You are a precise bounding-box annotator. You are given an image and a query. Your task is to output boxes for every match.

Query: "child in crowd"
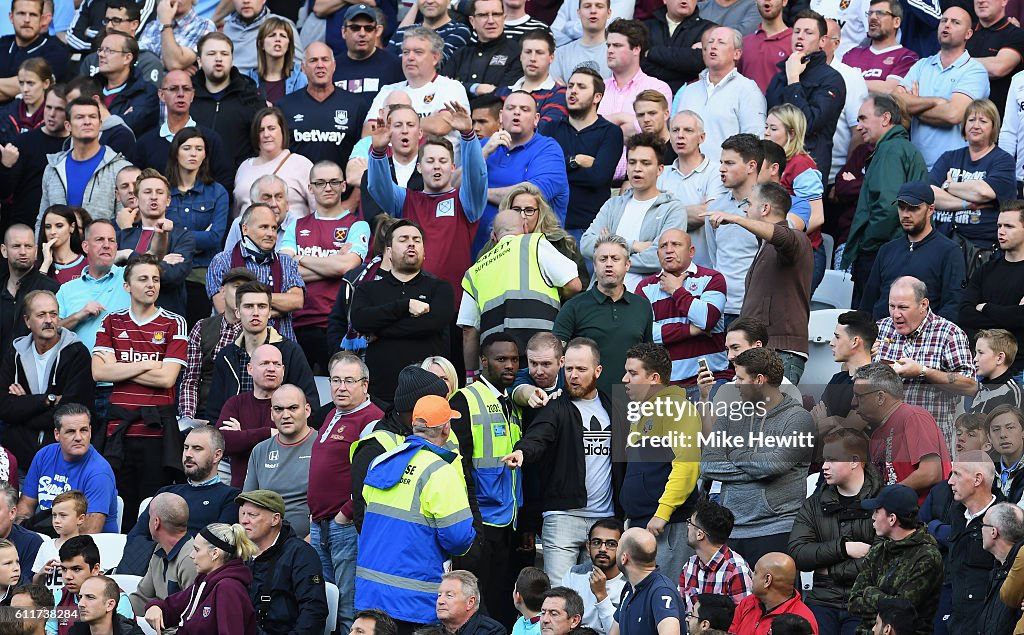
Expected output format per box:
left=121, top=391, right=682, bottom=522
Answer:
left=972, top=329, right=1023, bottom=414
left=0, top=539, right=21, bottom=605
left=512, top=567, right=550, bottom=635
left=32, top=490, right=87, bottom=591
left=953, top=413, right=992, bottom=456
left=987, top=405, right=1024, bottom=506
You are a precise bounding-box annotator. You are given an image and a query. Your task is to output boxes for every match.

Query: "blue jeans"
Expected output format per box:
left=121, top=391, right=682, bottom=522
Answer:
left=808, top=603, right=859, bottom=635
left=311, top=518, right=358, bottom=633
left=777, top=350, right=807, bottom=385
left=812, top=243, right=826, bottom=295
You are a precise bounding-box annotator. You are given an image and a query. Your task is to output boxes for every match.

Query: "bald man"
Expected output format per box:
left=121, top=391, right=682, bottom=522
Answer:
left=730, top=553, right=819, bottom=633
left=610, top=528, right=683, bottom=635
left=129, top=492, right=197, bottom=614
left=634, top=228, right=729, bottom=389
left=939, top=450, right=1000, bottom=632
left=458, top=208, right=582, bottom=370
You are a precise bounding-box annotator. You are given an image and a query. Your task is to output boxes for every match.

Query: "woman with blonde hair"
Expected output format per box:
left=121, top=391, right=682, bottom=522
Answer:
left=245, top=17, right=307, bottom=104
left=929, top=99, right=1015, bottom=250
left=144, top=522, right=258, bottom=635
left=421, top=356, right=458, bottom=397
left=483, top=183, right=589, bottom=287
left=764, top=103, right=826, bottom=288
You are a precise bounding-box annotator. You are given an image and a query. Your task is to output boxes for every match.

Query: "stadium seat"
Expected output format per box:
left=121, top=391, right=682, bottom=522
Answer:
left=315, top=376, right=332, bottom=406
left=137, top=616, right=157, bottom=635
left=110, top=573, right=142, bottom=596
left=92, top=533, right=128, bottom=572
left=325, top=581, right=340, bottom=635
left=138, top=497, right=153, bottom=520
left=800, top=309, right=846, bottom=401
left=811, top=270, right=853, bottom=310
left=116, top=496, right=124, bottom=532
left=821, top=233, right=835, bottom=270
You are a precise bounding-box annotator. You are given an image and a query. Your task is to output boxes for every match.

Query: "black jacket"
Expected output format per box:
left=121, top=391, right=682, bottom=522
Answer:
left=68, top=614, right=145, bottom=635
left=642, top=7, right=716, bottom=93
left=129, top=124, right=236, bottom=196
left=0, top=268, right=59, bottom=350
left=102, top=67, right=160, bottom=137
left=438, top=610, right=506, bottom=635
left=247, top=523, right=329, bottom=635
left=0, top=328, right=94, bottom=468
left=0, top=128, right=67, bottom=230
left=765, top=50, right=846, bottom=182
left=977, top=540, right=1024, bottom=635
left=787, top=465, right=883, bottom=608
left=349, top=270, right=455, bottom=404
left=442, top=36, right=523, bottom=96
left=947, top=495, right=1004, bottom=632
left=513, top=390, right=625, bottom=514
left=190, top=68, right=264, bottom=168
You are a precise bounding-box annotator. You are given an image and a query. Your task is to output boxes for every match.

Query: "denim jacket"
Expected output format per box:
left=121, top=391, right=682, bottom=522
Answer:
left=167, top=180, right=230, bottom=266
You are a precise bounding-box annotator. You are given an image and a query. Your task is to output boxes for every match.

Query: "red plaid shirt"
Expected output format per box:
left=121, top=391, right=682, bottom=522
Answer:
left=679, top=544, right=753, bottom=614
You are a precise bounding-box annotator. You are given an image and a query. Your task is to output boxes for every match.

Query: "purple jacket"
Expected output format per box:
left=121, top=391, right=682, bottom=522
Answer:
left=147, top=558, right=255, bottom=635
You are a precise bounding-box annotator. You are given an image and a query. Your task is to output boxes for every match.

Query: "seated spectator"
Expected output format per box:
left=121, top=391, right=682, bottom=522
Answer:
left=973, top=329, right=1023, bottom=413
left=811, top=310, right=875, bottom=435
left=332, top=6, right=402, bottom=108
left=127, top=492, right=197, bottom=616
left=387, top=0, right=472, bottom=66
left=245, top=17, right=306, bottom=104
left=978, top=502, right=1024, bottom=633
left=679, top=499, right=752, bottom=615
left=17, top=404, right=117, bottom=534
left=858, top=181, right=965, bottom=322
left=496, top=29, right=566, bottom=126
left=0, top=57, right=52, bottom=146
left=537, top=587, right=585, bottom=635
left=49, top=536, right=134, bottom=634
left=10, top=583, right=54, bottom=635
left=929, top=98, right=1016, bottom=250
left=73, top=574, right=144, bottom=635
left=30, top=490, right=85, bottom=590
left=136, top=0, right=214, bottom=72
left=61, top=77, right=136, bottom=158
left=222, top=0, right=303, bottom=75
left=684, top=593, right=734, bottom=634
left=0, top=0, right=70, bottom=97
left=551, top=3, right=613, bottom=81
left=869, top=598, right=917, bottom=635
left=37, top=206, right=88, bottom=286
left=841, top=0, right=918, bottom=93
left=91, top=30, right=158, bottom=137
left=952, top=412, right=992, bottom=456
left=143, top=523, right=259, bottom=635
left=233, top=107, right=315, bottom=218
left=988, top=405, right=1024, bottom=505
left=560, top=519, right=626, bottom=635
left=730, top=553, right=818, bottom=634
left=238, top=490, right=328, bottom=635
left=74, top=1, right=160, bottom=81
left=788, top=429, right=880, bottom=633
left=435, top=570, right=505, bottom=635
left=222, top=175, right=298, bottom=255
left=0, top=483, right=38, bottom=585
left=512, top=567, right=549, bottom=635
left=442, top=0, right=523, bottom=98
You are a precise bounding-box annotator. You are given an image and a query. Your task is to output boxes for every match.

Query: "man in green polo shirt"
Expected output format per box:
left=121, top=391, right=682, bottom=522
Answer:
left=553, top=234, right=653, bottom=394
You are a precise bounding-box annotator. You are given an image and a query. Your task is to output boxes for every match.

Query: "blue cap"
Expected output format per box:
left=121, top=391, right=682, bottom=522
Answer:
left=345, top=3, right=378, bottom=22
left=896, top=181, right=934, bottom=206
left=860, top=484, right=919, bottom=516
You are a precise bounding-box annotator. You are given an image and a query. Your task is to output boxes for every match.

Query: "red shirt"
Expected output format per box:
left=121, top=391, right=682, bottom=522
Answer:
left=308, top=399, right=383, bottom=521
left=292, top=212, right=361, bottom=329
left=216, top=392, right=274, bottom=488
left=740, top=27, right=792, bottom=94
left=730, top=591, right=819, bottom=635
left=870, top=402, right=953, bottom=504
left=52, top=255, right=87, bottom=285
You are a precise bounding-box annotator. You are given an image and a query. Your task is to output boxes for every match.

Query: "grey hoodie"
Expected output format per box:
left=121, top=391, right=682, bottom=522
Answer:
left=700, top=393, right=815, bottom=539
left=37, top=145, right=132, bottom=231
left=579, top=190, right=686, bottom=275
left=12, top=327, right=84, bottom=395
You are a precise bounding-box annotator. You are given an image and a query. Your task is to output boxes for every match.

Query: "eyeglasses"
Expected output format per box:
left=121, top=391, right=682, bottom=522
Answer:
left=683, top=612, right=698, bottom=621
left=852, top=388, right=882, bottom=398
left=312, top=179, right=345, bottom=190
left=345, top=23, right=377, bottom=32
left=588, top=538, right=618, bottom=549
left=865, top=9, right=895, bottom=17
left=101, top=16, right=131, bottom=26
left=511, top=206, right=539, bottom=217
left=161, top=85, right=194, bottom=94
left=97, top=47, right=128, bottom=56
left=685, top=517, right=706, bottom=533
left=473, top=11, right=505, bottom=19
left=330, top=376, right=367, bottom=386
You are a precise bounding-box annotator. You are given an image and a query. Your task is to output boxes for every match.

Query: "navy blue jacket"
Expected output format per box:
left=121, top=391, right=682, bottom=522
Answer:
left=247, top=522, right=328, bottom=635
left=766, top=51, right=846, bottom=183
left=102, top=68, right=160, bottom=137
left=128, top=124, right=236, bottom=198
left=0, top=34, right=72, bottom=84
left=540, top=115, right=623, bottom=230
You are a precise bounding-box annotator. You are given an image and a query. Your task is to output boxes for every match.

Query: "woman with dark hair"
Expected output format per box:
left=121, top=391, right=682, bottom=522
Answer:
left=0, top=57, right=53, bottom=144
left=233, top=106, right=315, bottom=217
left=244, top=17, right=307, bottom=105
left=37, top=205, right=88, bottom=285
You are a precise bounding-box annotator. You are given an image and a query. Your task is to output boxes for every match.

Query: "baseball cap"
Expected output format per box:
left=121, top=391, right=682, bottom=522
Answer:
left=222, top=267, right=258, bottom=286
left=345, top=4, right=378, bottom=22
left=412, top=395, right=461, bottom=428
left=895, top=181, right=934, bottom=207
left=236, top=490, right=286, bottom=516
left=860, top=484, right=919, bottom=517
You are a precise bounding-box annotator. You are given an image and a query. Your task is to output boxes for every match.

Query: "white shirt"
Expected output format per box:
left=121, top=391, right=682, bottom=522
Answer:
left=394, top=156, right=417, bottom=188
left=828, top=58, right=869, bottom=184
left=32, top=344, right=57, bottom=393
left=551, top=0, right=634, bottom=46
left=810, top=0, right=869, bottom=58
left=617, top=194, right=658, bottom=292
left=561, top=563, right=627, bottom=635
left=657, top=154, right=728, bottom=267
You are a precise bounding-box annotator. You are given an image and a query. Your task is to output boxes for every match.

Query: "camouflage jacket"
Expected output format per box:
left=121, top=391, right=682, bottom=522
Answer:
left=848, top=527, right=944, bottom=635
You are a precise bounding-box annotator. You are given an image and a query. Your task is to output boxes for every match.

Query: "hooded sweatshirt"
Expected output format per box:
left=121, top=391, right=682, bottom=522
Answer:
left=148, top=558, right=256, bottom=635
left=37, top=145, right=132, bottom=229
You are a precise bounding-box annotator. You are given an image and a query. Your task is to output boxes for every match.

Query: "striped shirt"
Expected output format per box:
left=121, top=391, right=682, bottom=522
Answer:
left=635, top=263, right=730, bottom=384
left=679, top=544, right=753, bottom=614
left=387, top=20, right=472, bottom=65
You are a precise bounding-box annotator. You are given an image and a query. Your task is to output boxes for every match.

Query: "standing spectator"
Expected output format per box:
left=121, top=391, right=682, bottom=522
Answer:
left=243, top=385, right=315, bottom=537
left=355, top=101, right=425, bottom=223
left=223, top=176, right=298, bottom=254
left=560, top=519, right=626, bottom=635
left=127, top=492, right=198, bottom=616
left=641, top=0, right=716, bottom=94
left=509, top=332, right=566, bottom=424
left=841, top=0, right=918, bottom=92
left=67, top=0, right=155, bottom=54
left=550, top=0, right=612, bottom=81
left=92, top=30, right=158, bottom=137
left=609, top=528, right=684, bottom=635
left=967, top=0, right=1024, bottom=113
left=999, top=67, right=1024, bottom=191
left=37, top=97, right=131, bottom=225
left=896, top=7, right=990, bottom=170
left=76, top=1, right=162, bottom=86
left=978, top=502, right=1024, bottom=633
left=92, top=254, right=187, bottom=523
left=0, top=0, right=70, bottom=96
left=245, top=17, right=305, bottom=104
left=811, top=0, right=867, bottom=58
left=656, top=111, right=727, bottom=265
left=442, top=0, right=524, bottom=98
left=848, top=485, right=944, bottom=633
left=841, top=93, right=928, bottom=302
left=634, top=229, right=729, bottom=385
left=580, top=133, right=686, bottom=292
left=858, top=181, right=965, bottom=322
left=787, top=428, right=881, bottom=634
left=740, top=0, right=791, bottom=93
left=190, top=32, right=264, bottom=168
left=0, top=57, right=53, bottom=146
left=765, top=10, right=846, bottom=184
left=821, top=18, right=869, bottom=188
left=811, top=310, right=876, bottom=433
left=137, top=0, right=215, bottom=72
left=0, top=290, right=93, bottom=470
left=542, top=67, right=622, bottom=246
left=496, top=30, right=567, bottom=126
left=386, top=0, right=472, bottom=65
left=60, top=77, right=136, bottom=158
left=0, top=225, right=58, bottom=348
left=349, top=220, right=456, bottom=404
left=502, top=0, right=550, bottom=39
left=553, top=236, right=653, bottom=395
left=699, top=0, right=760, bottom=35
left=672, top=26, right=766, bottom=166
left=221, top=0, right=302, bottom=75
left=332, top=5, right=402, bottom=108
left=705, top=181, right=812, bottom=384
left=552, top=0, right=633, bottom=46
left=233, top=107, right=315, bottom=219
left=434, top=571, right=505, bottom=635
left=730, top=553, right=819, bottom=634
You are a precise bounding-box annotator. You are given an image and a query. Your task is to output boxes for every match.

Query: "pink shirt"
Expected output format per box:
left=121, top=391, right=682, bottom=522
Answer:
left=740, top=26, right=792, bottom=94
left=598, top=69, right=672, bottom=180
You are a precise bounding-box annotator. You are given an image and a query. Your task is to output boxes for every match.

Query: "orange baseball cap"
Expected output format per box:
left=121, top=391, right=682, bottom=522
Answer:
left=413, top=395, right=461, bottom=427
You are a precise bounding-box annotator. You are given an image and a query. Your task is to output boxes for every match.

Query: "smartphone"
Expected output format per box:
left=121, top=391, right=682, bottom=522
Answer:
left=697, top=358, right=710, bottom=375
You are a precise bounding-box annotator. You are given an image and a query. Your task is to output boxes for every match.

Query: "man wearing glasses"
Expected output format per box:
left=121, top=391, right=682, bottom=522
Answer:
left=442, top=0, right=523, bottom=98
left=75, top=0, right=162, bottom=82
left=840, top=0, right=919, bottom=94
left=560, top=519, right=626, bottom=635
left=280, top=160, right=369, bottom=373
left=92, top=30, right=159, bottom=137
left=332, top=5, right=403, bottom=108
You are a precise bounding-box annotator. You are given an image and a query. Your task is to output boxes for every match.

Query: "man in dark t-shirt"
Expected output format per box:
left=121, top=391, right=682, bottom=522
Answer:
left=332, top=5, right=403, bottom=108
left=967, top=0, right=1024, bottom=112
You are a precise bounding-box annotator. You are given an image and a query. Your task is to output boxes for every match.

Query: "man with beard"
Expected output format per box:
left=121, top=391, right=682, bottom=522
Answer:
left=841, top=0, right=919, bottom=93
left=740, top=0, right=792, bottom=93
left=332, top=5, right=402, bottom=108
left=349, top=220, right=455, bottom=405
left=858, top=182, right=964, bottom=322
left=502, top=337, right=621, bottom=585
left=559, top=519, right=626, bottom=635
left=0, top=225, right=58, bottom=349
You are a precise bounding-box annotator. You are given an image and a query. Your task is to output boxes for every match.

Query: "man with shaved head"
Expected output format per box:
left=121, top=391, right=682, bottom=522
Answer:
left=635, top=228, right=728, bottom=388
left=875, top=275, right=976, bottom=446
left=978, top=502, right=1024, bottom=632
left=129, top=492, right=196, bottom=615
left=0, top=223, right=58, bottom=349
left=730, top=553, right=818, bottom=633
left=609, top=528, right=683, bottom=635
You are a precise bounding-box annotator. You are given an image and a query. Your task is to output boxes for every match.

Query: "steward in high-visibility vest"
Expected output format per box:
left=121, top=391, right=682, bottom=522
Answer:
left=355, top=396, right=476, bottom=626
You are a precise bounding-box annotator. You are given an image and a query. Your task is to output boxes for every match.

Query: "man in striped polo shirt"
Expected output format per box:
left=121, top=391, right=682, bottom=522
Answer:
left=92, top=253, right=188, bottom=523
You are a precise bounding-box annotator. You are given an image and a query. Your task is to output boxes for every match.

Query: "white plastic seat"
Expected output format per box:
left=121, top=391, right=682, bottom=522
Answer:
left=315, top=376, right=332, bottom=407
left=811, top=270, right=854, bottom=310
left=800, top=309, right=846, bottom=401
left=821, top=233, right=835, bottom=270
left=110, top=573, right=142, bottom=596
left=137, top=497, right=153, bottom=520
left=116, top=496, right=124, bottom=532
left=325, top=581, right=339, bottom=635
left=91, top=533, right=127, bottom=572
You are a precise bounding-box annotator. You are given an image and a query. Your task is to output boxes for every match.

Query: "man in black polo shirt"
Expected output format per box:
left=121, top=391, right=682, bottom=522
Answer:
left=278, top=41, right=369, bottom=167
left=967, top=0, right=1024, bottom=112
left=442, top=0, right=523, bottom=98
left=611, top=527, right=683, bottom=635
left=332, top=4, right=403, bottom=109
left=0, top=0, right=71, bottom=99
